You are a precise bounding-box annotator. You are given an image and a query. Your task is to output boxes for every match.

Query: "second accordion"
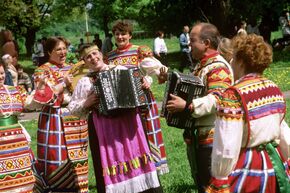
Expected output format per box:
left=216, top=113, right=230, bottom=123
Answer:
left=91, top=67, right=148, bottom=115
left=161, top=71, right=205, bottom=129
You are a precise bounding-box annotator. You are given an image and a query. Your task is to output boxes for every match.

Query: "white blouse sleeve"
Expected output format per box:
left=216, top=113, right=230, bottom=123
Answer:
left=211, top=90, right=244, bottom=179
left=279, top=119, right=290, bottom=161
left=191, top=94, right=217, bottom=118
left=139, top=57, right=168, bottom=84
left=211, top=115, right=244, bottom=179
left=67, top=77, right=93, bottom=119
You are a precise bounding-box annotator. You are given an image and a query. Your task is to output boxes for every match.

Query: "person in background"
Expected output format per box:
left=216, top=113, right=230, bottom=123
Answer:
left=166, top=22, right=233, bottom=192
left=17, top=65, right=33, bottom=93
left=34, top=39, right=45, bottom=66
left=246, top=19, right=260, bottom=35
left=2, top=54, right=17, bottom=86
left=101, top=33, right=114, bottom=57
left=153, top=30, right=168, bottom=66
left=68, top=44, right=161, bottom=193
left=0, top=62, right=36, bottom=192
left=217, top=37, right=233, bottom=63
left=237, top=21, right=247, bottom=36
left=0, top=29, right=18, bottom=58
left=78, top=38, right=85, bottom=51
left=107, top=20, right=169, bottom=180
left=30, top=36, right=88, bottom=193
left=179, top=25, right=193, bottom=72
left=206, top=34, right=290, bottom=193
left=93, top=33, right=102, bottom=50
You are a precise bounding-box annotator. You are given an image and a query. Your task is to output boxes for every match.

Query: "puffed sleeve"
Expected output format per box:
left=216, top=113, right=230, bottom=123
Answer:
left=138, top=45, right=168, bottom=84
left=206, top=88, right=244, bottom=193
left=67, top=77, right=93, bottom=119
left=211, top=89, right=244, bottom=179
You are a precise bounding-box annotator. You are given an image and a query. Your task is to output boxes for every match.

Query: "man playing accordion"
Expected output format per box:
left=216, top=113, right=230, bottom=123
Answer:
left=166, top=22, right=233, bottom=193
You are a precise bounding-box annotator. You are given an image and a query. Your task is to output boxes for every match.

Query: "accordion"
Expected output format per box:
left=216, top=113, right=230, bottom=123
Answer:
left=90, top=67, right=148, bottom=115
left=161, top=71, right=205, bottom=129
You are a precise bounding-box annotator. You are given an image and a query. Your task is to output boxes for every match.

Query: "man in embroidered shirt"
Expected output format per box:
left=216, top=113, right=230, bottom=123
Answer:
left=167, top=22, right=233, bottom=193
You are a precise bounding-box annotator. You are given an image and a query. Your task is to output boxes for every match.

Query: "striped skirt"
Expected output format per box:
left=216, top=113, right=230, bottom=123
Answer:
left=34, top=106, right=88, bottom=193
left=0, top=122, right=35, bottom=193
left=141, top=91, right=169, bottom=175
left=228, top=146, right=289, bottom=193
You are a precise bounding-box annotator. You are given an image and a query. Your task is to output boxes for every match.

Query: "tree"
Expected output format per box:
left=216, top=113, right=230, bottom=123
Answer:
left=0, top=0, right=54, bottom=56
left=138, top=0, right=288, bottom=38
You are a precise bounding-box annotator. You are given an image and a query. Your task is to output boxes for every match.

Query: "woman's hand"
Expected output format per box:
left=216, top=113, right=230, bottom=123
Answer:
left=63, top=73, right=73, bottom=88
left=166, top=94, right=186, bottom=113
left=84, top=90, right=99, bottom=109
left=158, top=66, right=168, bottom=84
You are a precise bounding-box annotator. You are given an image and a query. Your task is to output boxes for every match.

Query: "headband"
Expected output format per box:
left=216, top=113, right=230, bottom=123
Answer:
left=80, top=45, right=99, bottom=59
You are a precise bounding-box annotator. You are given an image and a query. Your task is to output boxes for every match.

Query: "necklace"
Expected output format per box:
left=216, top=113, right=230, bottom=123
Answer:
left=0, top=85, right=13, bottom=117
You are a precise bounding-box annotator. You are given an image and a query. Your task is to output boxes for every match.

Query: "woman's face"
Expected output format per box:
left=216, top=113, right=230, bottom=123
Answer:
left=49, top=41, right=67, bottom=65
left=84, top=49, right=106, bottom=72
left=0, top=66, right=5, bottom=87
left=113, top=29, right=132, bottom=49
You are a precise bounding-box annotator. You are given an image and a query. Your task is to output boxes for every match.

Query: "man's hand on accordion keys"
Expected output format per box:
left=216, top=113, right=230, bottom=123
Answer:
left=166, top=94, right=187, bottom=113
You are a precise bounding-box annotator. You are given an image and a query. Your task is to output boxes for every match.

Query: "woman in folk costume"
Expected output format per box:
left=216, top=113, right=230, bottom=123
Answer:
left=107, top=20, right=169, bottom=176
left=0, top=63, right=35, bottom=192
left=206, top=34, right=290, bottom=193
left=68, top=45, right=161, bottom=193
left=31, top=37, right=88, bottom=192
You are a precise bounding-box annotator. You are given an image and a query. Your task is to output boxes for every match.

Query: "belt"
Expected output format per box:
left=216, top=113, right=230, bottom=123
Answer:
left=258, top=141, right=290, bottom=192
left=0, top=116, right=18, bottom=126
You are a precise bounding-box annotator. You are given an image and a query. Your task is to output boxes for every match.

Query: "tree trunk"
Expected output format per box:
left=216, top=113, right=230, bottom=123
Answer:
left=24, top=28, right=37, bottom=57
left=102, top=15, right=110, bottom=37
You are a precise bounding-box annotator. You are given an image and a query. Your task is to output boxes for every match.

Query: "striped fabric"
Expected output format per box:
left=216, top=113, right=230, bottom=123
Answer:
left=229, top=147, right=289, bottom=193
left=0, top=123, right=36, bottom=193
left=33, top=62, right=88, bottom=192
left=107, top=44, right=169, bottom=175
left=141, top=91, right=169, bottom=175
left=0, top=86, right=35, bottom=193
left=63, top=115, right=89, bottom=193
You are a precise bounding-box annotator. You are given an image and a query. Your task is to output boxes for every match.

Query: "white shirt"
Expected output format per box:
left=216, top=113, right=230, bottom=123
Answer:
left=154, top=37, right=167, bottom=55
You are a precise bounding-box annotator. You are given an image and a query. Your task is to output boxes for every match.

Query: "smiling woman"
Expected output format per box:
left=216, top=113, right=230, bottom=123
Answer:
left=107, top=21, right=170, bottom=183
left=30, top=36, right=89, bottom=193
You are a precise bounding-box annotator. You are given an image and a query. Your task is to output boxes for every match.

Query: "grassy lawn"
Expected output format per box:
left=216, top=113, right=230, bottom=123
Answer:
left=19, top=35, right=290, bottom=192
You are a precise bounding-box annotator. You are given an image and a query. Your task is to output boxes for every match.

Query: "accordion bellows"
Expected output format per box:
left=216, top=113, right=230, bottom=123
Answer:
left=91, top=67, right=148, bottom=115
left=161, top=71, right=205, bottom=129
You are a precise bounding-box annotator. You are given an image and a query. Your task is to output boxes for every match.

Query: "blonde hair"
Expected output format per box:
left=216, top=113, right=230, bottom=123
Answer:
left=217, top=38, right=233, bottom=63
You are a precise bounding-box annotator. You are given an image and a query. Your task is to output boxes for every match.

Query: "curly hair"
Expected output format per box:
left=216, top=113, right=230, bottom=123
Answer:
left=232, top=34, right=272, bottom=74
left=112, top=20, right=133, bottom=36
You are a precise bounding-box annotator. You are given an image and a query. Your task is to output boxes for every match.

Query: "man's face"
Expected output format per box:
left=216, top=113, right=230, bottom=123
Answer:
left=189, top=25, right=206, bottom=60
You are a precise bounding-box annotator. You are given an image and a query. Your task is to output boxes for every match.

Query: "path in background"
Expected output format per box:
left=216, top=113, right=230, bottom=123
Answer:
left=19, top=90, right=290, bottom=122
